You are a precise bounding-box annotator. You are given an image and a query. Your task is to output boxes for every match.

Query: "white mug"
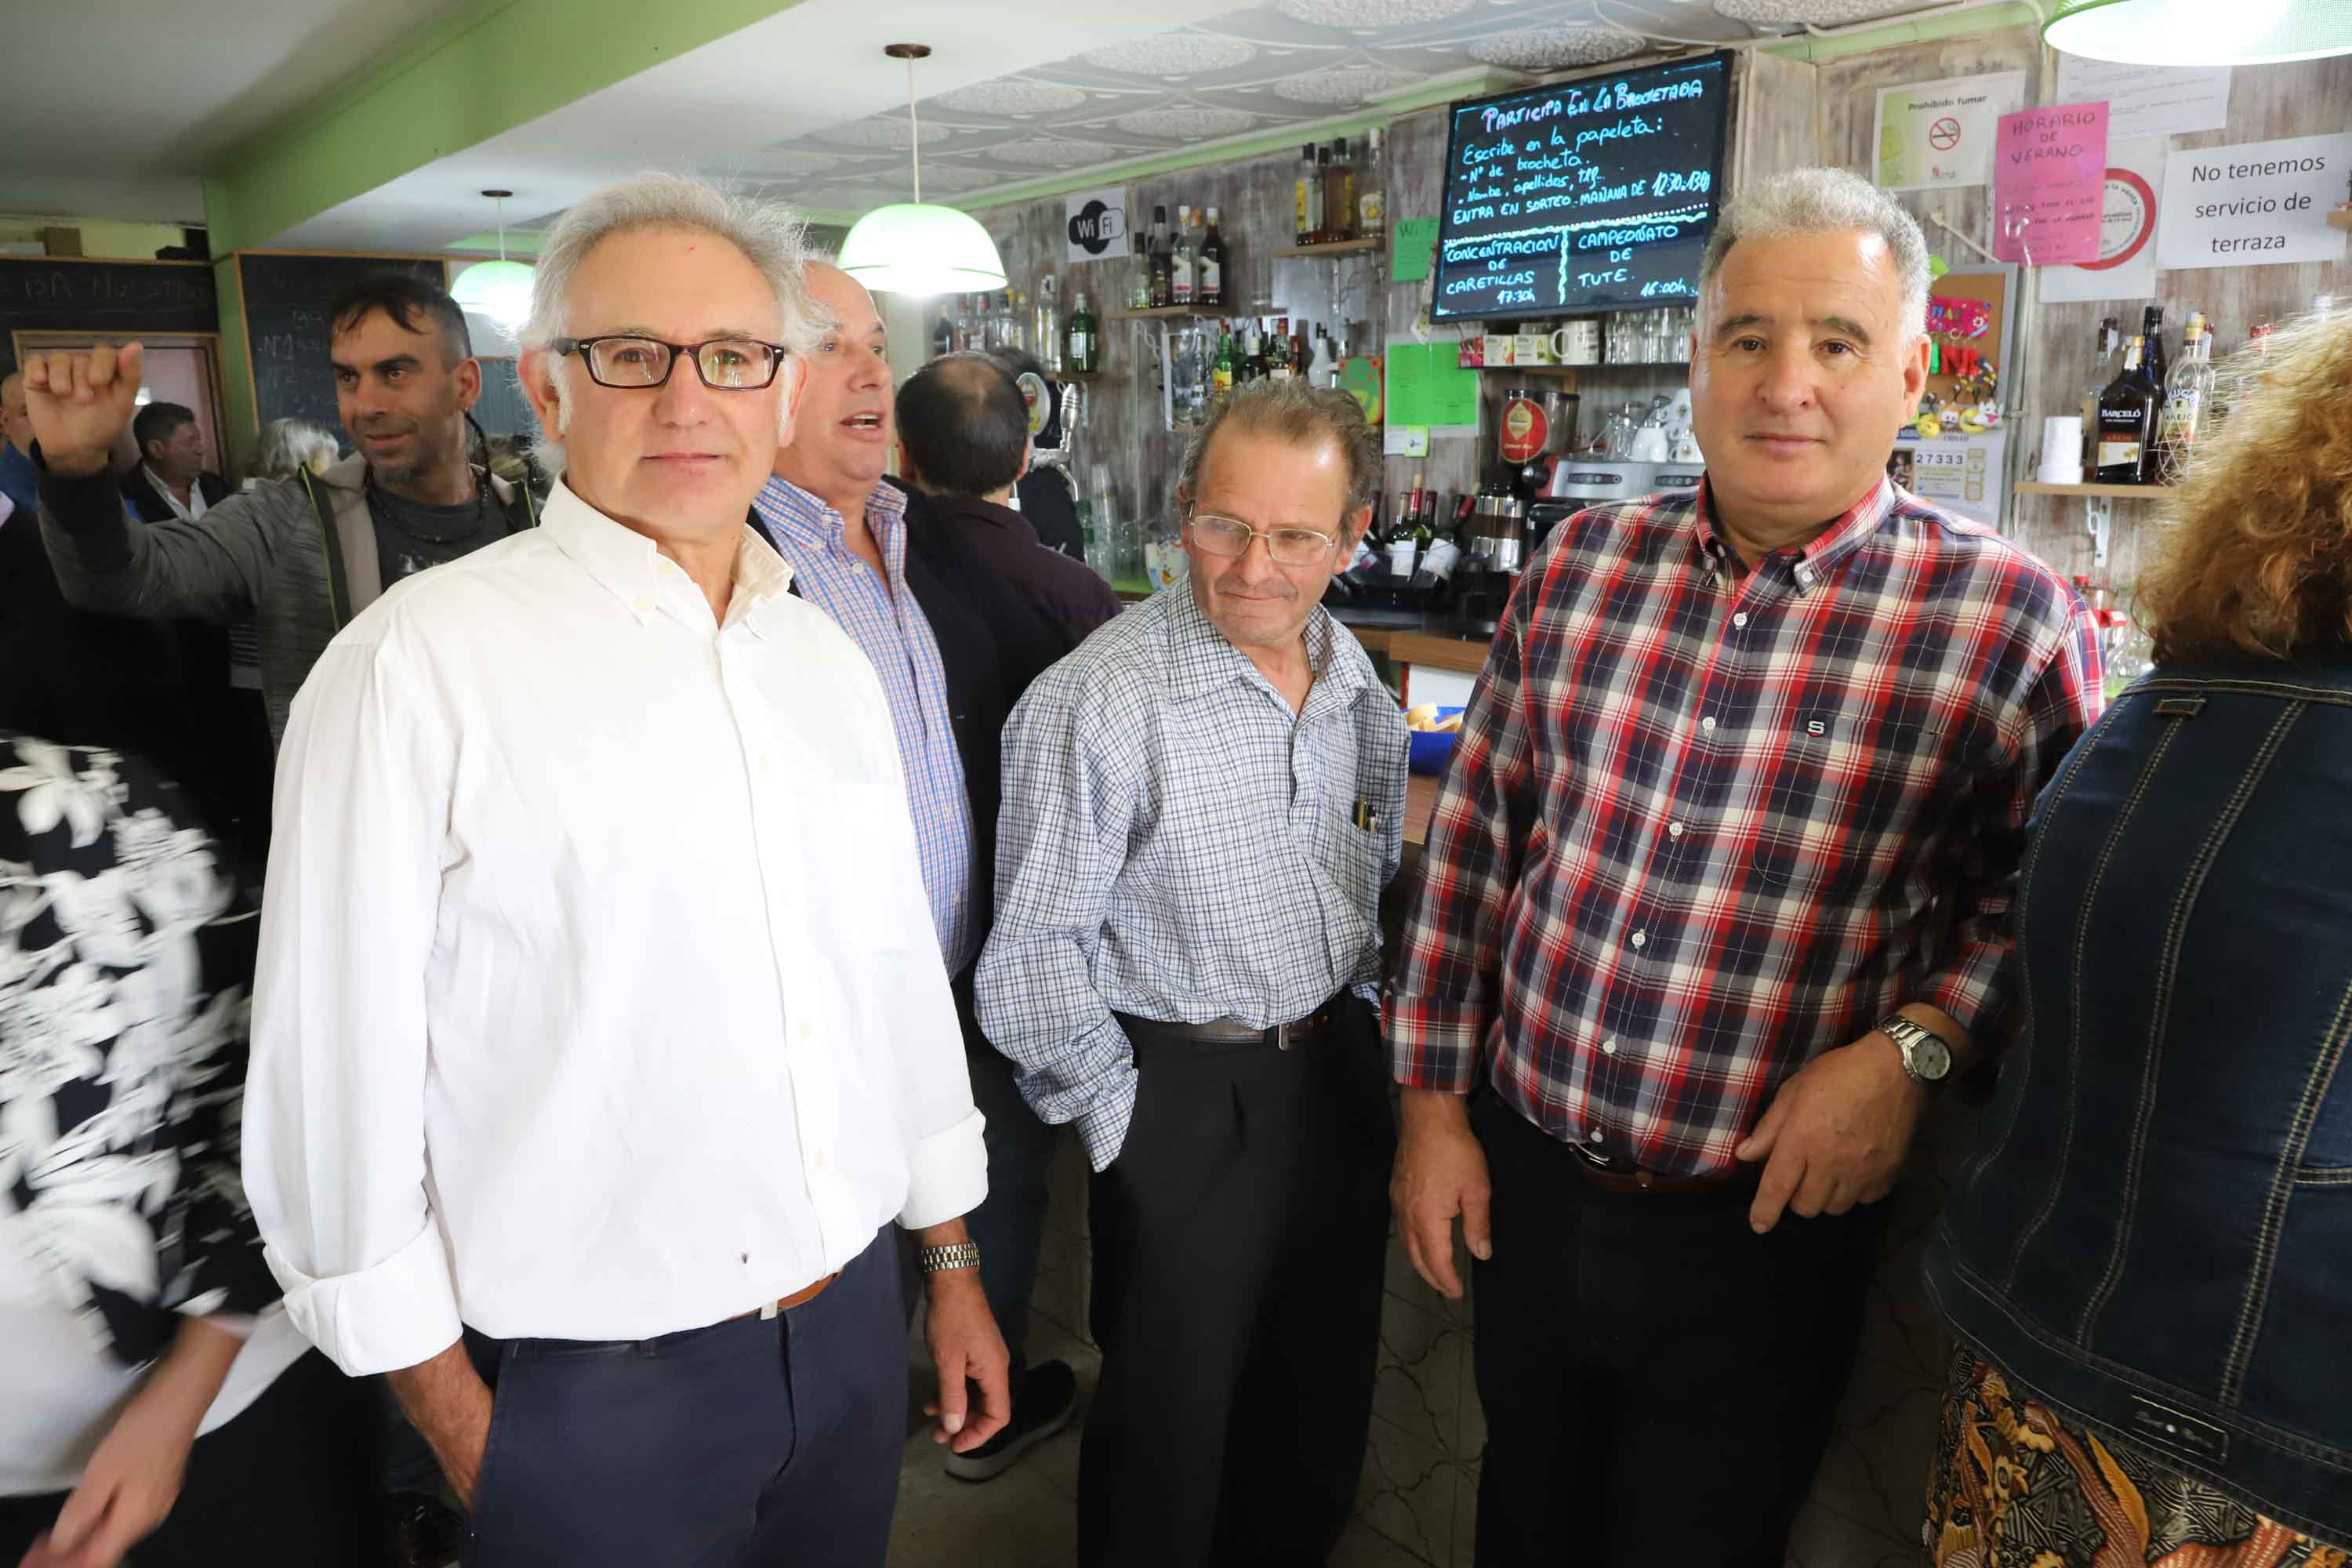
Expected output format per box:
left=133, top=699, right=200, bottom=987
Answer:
left=1556, top=320, right=1602, bottom=365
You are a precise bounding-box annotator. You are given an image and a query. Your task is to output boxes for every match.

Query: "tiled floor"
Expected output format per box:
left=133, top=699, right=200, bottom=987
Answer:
left=887, top=1105, right=1980, bottom=1566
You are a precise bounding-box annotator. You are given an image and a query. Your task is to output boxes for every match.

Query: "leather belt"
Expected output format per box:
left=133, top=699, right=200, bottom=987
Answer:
left=1568, top=1139, right=1752, bottom=1195
left=1119, top=999, right=1343, bottom=1053
left=730, top=1272, right=837, bottom=1322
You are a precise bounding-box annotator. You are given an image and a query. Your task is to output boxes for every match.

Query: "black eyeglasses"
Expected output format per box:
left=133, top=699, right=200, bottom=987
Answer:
left=552, top=335, right=789, bottom=390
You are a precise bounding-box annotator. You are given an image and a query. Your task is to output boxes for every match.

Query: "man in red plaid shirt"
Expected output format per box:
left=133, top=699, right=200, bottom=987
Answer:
left=1387, top=168, right=2102, bottom=1567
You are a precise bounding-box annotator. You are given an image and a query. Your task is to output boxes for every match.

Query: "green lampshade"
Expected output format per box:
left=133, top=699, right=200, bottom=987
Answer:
left=2044, top=0, right=2352, bottom=64
left=838, top=203, right=1007, bottom=296
left=451, top=258, right=536, bottom=328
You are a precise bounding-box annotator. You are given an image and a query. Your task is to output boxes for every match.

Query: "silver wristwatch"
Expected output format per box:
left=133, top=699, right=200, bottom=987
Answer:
left=918, top=1241, right=982, bottom=1275
left=1876, top=1014, right=1953, bottom=1087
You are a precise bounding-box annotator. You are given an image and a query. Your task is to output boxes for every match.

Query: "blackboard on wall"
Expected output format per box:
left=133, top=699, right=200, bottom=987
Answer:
left=238, top=252, right=447, bottom=445
left=470, top=360, right=537, bottom=444
left=1432, top=53, right=1733, bottom=322
left=0, top=259, right=218, bottom=363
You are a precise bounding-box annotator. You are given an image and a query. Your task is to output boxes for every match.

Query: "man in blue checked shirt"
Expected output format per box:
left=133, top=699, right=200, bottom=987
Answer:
left=757, top=261, right=1075, bottom=1483
left=977, top=379, right=1408, bottom=1568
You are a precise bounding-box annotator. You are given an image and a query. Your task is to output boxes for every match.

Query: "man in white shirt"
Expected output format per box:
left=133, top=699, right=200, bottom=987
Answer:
left=237, top=172, right=1007, bottom=1566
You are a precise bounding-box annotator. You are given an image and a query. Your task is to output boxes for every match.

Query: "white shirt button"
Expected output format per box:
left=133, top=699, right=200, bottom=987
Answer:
left=1630, top=931, right=1647, bottom=949
left=813, top=1149, right=828, bottom=1170
left=1797, top=566, right=1815, bottom=586
left=1700, top=716, right=1717, bottom=733
left=1588, top=1127, right=1603, bottom=1142
left=1668, top=822, right=1685, bottom=838
left=1601, top=1037, right=1618, bottom=1055
left=1732, top=612, right=1749, bottom=629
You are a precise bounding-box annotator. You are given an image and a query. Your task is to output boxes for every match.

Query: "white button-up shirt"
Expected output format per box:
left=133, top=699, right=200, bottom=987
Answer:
left=242, top=479, right=984, bottom=1377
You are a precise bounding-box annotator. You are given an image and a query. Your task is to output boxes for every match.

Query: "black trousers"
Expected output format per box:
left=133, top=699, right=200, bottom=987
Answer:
left=0, top=1348, right=383, bottom=1566
left=1080, top=993, right=1395, bottom=1568
left=1467, top=1091, right=1889, bottom=1568
left=459, top=1228, right=902, bottom=1568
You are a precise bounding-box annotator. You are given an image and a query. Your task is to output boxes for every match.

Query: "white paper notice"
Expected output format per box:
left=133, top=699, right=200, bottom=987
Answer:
left=2041, top=139, right=2166, bottom=303
left=2157, top=133, right=2352, bottom=271
left=2053, top=58, right=2230, bottom=143
left=1873, top=72, right=2025, bottom=192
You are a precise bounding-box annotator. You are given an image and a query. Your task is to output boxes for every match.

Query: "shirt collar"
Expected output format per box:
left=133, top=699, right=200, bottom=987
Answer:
left=1163, top=577, right=1363, bottom=709
left=756, top=474, right=906, bottom=557
left=142, top=464, right=195, bottom=519
left=1690, top=476, right=1896, bottom=594
left=540, top=477, right=795, bottom=632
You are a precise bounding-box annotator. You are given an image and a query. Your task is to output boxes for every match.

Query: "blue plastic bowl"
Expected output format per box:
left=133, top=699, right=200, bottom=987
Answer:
left=1408, top=707, right=1466, bottom=776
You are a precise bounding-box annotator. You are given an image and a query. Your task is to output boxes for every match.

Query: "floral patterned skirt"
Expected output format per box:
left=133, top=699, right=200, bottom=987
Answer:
left=1926, top=1345, right=2347, bottom=1568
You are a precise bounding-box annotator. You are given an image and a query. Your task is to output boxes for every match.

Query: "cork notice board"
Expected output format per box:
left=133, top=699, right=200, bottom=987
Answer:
left=1925, top=265, right=2012, bottom=404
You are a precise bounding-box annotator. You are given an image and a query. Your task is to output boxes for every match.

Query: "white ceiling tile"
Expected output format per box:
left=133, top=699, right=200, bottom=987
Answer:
left=1274, top=0, right=1479, bottom=27
left=1111, top=104, right=1261, bottom=138
left=1714, top=0, right=1923, bottom=20
left=1269, top=64, right=1430, bottom=104
left=993, top=137, right=1122, bottom=169
left=932, top=79, right=1092, bottom=116
left=1080, top=31, right=1261, bottom=75
left=811, top=115, right=955, bottom=151
left=1466, top=22, right=1645, bottom=67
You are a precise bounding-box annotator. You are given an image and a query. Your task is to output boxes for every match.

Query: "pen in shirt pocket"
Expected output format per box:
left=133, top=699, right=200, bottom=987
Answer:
left=1353, top=797, right=1382, bottom=833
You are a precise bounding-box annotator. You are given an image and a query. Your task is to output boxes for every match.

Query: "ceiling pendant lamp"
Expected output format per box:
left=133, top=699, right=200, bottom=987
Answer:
left=2042, top=0, right=2352, bottom=65
left=838, top=44, right=1008, bottom=296
left=451, top=189, right=536, bottom=329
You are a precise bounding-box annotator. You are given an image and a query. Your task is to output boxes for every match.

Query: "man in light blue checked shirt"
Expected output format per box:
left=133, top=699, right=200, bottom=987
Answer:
left=977, top=379, right=1407, bottom=1568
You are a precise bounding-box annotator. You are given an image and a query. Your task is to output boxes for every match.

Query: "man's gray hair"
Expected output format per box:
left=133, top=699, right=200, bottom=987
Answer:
left=1176, top=379, right=1384, bottom=519
left=1698, top=167, right=1930, bottom=339
left=253, top=416, right=340, bottom=481
left=516, top=172, right=821, bottom=470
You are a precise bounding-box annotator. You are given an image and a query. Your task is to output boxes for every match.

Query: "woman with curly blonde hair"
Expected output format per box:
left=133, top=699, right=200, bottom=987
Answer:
left=1920, top=308, right=2352, bottom=1566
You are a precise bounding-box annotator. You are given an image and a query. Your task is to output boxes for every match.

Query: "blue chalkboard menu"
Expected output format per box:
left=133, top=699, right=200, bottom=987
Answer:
left=1431, top=53, right=1733, bottom=323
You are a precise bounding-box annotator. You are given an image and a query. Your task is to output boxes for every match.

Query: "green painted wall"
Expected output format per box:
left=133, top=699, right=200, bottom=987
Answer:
left=202, top=0, right=808, bottom=254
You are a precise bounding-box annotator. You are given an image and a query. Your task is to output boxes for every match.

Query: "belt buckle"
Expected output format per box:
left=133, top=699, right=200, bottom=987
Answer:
left=1274, top=1020, right=1294, bottom=1052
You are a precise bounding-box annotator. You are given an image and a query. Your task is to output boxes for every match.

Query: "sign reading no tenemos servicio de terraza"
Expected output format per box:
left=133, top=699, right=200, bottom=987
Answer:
left=1430, top=53, right=1731, bottom=323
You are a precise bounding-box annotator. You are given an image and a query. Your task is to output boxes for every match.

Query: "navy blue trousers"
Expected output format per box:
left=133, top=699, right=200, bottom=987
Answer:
left=460, top=1228, right=903, bottom=1567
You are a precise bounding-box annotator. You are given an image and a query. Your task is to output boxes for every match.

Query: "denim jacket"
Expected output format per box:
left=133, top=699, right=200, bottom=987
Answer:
left=1926, top=658, right=2352, bottom=1543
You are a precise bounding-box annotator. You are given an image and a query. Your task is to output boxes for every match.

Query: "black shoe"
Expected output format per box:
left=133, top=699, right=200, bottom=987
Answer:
left=944, top=1357, right=1080, bottom=1482
left=387, top=1490, right=465, bottom=1567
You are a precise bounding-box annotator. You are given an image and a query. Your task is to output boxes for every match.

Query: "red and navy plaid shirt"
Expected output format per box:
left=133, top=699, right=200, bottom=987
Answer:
left=1388, top=478, right=2103, bottom=1177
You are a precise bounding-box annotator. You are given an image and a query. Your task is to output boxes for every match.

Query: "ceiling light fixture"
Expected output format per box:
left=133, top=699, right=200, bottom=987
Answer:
left=451, top=189, right=535, bottom=329
left=2042, top=0, right=2352, bottom=64
left=838, top=44, right=1008, bottom=296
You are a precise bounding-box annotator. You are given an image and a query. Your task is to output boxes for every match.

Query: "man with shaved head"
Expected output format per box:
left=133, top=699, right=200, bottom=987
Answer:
left=757, top=264, right=1076, bottom=1483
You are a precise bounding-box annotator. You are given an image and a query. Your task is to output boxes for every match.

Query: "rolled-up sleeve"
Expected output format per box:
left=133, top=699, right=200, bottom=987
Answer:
left=976, top=670, right=1140, bottom=1171
left=241, top=632, right=459, bottom=1377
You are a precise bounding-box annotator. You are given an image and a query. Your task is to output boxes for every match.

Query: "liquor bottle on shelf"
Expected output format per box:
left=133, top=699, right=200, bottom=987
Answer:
left=1172, top=204, right=1197, bottom=307
left=1128, top=241, right=1152, bottom=312
left=1036, top=276, right=1062, bottom=374
left=1312, top=147, right=1334, bottom=242
left=2079, top=316, right=2118, bottom=470
left=1295, top=145, right=1319, bottom=247
left=2094, top=334, right=2160, bottom=484
left=1291, top=323, right=1311, bottom=383
left=1200, top=208, right=1226, bottom=309
left=1066, top=291, right=1099, bottom=374
left=1323, top=137, right=1356, bottom=243
left=1244, top=321, right=1266, bottom=383
left=1212, top=329, right=1236, bottom=398
left=1359, top=127, right=1386, bottom=241
left=2140, top=304, right=2169, bottom=403
left=2154, top=311, right=2214, bottom=484
left=1269, top=318, right=1293, bottom=382
left=1148, top=205, right=1173, bottom=310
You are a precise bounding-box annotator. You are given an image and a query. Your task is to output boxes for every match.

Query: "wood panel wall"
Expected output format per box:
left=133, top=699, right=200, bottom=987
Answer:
left=959, top=33, right=2347, bottom=602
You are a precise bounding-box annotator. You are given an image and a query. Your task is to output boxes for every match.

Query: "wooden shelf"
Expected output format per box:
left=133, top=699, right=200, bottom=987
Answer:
left=2013, top=481, right=2175, bottom=499
left=1109, top=306, right=1236, bottom=321
left=1389, top=630, right=1491, bottom=676
left=2328, top=209, right=2352, bottom=232
left=1271, top=238, right=1383, bottom=257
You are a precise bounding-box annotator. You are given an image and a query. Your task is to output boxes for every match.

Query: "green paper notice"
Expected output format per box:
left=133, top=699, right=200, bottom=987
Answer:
left=1385, top=341, right=1479, bottom=430
left=1391, top=216, right=1439, bottom=283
